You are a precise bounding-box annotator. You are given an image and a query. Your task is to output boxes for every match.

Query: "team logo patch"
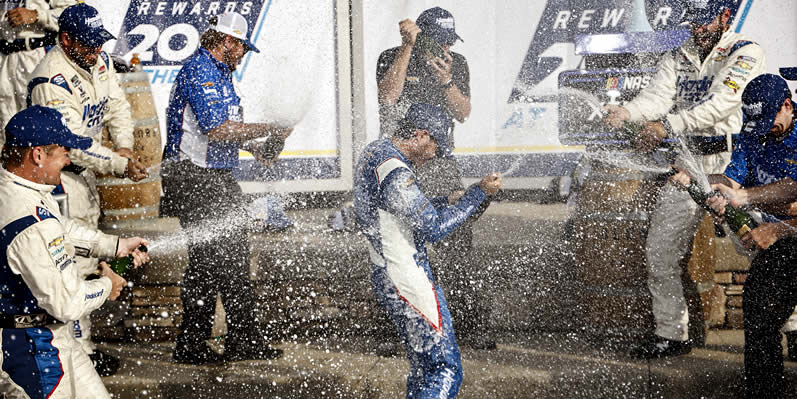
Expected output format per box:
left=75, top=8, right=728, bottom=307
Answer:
left=48, top=235, right=64, bottom=248
left=723, top=77, right=740, bottom=93
left=36, top=206, right=55, bottom=221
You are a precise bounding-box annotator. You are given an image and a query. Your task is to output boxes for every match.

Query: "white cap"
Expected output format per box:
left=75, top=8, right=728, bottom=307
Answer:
left=210, top=12, right=260, bottom=53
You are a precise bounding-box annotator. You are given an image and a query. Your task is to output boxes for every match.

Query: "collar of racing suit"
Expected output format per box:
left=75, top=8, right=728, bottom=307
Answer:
left=0, top=167, right=57, bottom=194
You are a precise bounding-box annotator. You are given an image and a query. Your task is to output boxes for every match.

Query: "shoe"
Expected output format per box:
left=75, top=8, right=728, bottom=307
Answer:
left=90, top=350, right=121, bottom=377
left=173, top=342, right=224, bottom=365
left=786, top=332, right=797, bottom=362
left=224, top=345, right=283, bottom=361
left=629, top=336, right=691, bottom=359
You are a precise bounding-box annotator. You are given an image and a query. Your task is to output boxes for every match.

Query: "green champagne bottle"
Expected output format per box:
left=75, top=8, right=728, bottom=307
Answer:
left=109, top=245, right=148, bottom=277
left=415, top=33, right=445, bottom=60
left=681, top=177, right=758, bottom=238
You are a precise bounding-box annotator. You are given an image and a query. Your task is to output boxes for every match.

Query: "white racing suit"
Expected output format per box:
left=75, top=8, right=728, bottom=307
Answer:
left=0, top=168, right=118, bottom=398
left=0, top=0, right=77, bottom=138
left=354, top=138, right=489, bottom=398
left=623, top=31, right=766, bottom=341
left=28, top=44, right=134, bottom=355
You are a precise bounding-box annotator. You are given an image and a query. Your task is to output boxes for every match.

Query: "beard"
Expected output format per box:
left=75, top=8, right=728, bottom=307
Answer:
left=65, top=47, right=97, bottom=72
left=223, top=49, right=240, bottom=72
left=692, top=22, right=728, bottom=57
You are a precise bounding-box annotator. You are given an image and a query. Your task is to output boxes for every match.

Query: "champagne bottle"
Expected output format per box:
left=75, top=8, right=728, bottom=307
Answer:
left=679, top=174, right=758, bottom=238
left=109, top=245, right=148, bottom=277
left=415, top=33, right=445, bottom=60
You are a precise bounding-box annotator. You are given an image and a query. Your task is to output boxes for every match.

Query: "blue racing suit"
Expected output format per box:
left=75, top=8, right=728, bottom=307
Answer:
left=353, top=138, right=488, bottom=398
left=723, top=124, right=797, bottom=396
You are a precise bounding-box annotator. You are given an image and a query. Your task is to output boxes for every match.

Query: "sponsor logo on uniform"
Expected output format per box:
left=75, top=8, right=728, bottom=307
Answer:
left=35, top=206, right=54, bottom=221
left=13, top=314, right=48, bottom=328
left=203, top=87, right=218, bottom=96
left=786, top=159, right=797, bottom=165
left=737, top=55, right=757, bottom=63
left=407, top=76, right=420, bottom=83
left=201, top=82, right=214, bottom=87
left=98, top=64, right=106, bottom=74
left=48, top=235, right=64, bottom=248
left=723, top=77, right=740, bottom=93
left=731, top=67, right=750, bottom=75
left=606, top=77, right=624, bottom=90
left=51, top=74, right=66, bottom=85
left=676, top=75, right=713, bottom=102
left=85, top=289, right=105, bottom=300
left=734, top=61, right=753, bottom=70
left=46, top=99, right=64, bottom=106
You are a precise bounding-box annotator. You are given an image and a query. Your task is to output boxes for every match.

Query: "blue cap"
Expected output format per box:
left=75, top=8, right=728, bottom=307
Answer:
left=58, top=4, right=115, bottom=48
left=5, top=106, right=92, bottom=150
left=404, top=103, right=453, bottom=156
left=741, top=74, right=791, bottom=136
left=416, top=7, right=462, bottom=45
left=683, top=0, right=742, bottom=26
left=780, top=67, right=797, bottom=81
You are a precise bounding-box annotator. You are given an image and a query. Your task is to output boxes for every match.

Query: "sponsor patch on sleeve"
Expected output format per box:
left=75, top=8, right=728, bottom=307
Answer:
left=50, top=74, right=72, bottom=94
left=734, top=61, right=753, bottom=70
left=35, top=206, right=56, bottom=221
left=723, top=77, right=740, bottom=93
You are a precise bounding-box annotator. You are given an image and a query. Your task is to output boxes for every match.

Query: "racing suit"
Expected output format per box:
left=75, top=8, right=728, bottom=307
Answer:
left=354, top=138, right=489, bottom=398
left=0, top=0, right=76, bottom=138
left=723, top=125, right=797, bottom=396
left=0, top=168, right=118, bottom=399
left=28, top=44, right=135, bottom=355
left=623, top=31, right=766, bottom=342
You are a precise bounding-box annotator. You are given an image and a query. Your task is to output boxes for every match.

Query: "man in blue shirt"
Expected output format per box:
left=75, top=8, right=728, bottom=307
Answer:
left=672, top=73, right=797, bottom=397
left=160, top=12, right=291, bottom=365
left=354, top=103, right=501, bottom=398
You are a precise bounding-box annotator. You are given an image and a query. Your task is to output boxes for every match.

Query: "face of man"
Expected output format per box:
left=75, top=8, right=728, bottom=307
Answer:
left=62, top=33, right=102, bottom=72
left=222, top=36, right=248, bottom=72
left=690, top=9, right=730, bottom=54
left=36, top=145, right=70, bottom=185
left=768, top=98, right=794, bottom=137
left=412, top=130, right=438, bottom=165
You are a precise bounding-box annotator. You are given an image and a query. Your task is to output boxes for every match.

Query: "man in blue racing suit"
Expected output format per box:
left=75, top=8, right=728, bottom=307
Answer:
left=354, top=103, right=501, bottom=398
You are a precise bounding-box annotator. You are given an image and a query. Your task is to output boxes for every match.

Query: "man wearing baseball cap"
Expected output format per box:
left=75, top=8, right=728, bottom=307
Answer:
left=604, top=0, right=768, bottom=359
left=375, top=7, right=497, bottom=352
left=0, top=106, right=149, bottom=398
left=161, top=11, right=291, bottom=364
left=0, top=0, right=77, bottom=142
left=26, top=2, right=148, bottom=376
left=671, top=73, right=797, bottom=397
left=353, top=103, right=501, bottom=398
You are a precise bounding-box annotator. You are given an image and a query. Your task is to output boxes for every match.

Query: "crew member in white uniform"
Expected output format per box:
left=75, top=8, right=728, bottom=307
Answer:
left=0, top=0, right=78, bottom=140
left=27, top=3, right=148, bottom=375
left=0, top=105, right=148, bottom=399
left=605, top=0, right=767, bottom=358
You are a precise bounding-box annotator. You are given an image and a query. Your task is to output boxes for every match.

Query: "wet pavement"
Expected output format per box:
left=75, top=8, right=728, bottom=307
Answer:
left=99, top=330, right=797, bottom=398
left=96, top=201, right=797, bottom=398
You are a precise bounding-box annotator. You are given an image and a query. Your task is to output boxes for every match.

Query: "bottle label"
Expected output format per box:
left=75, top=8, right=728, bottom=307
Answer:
left=736, top=224, right=752, bottom=237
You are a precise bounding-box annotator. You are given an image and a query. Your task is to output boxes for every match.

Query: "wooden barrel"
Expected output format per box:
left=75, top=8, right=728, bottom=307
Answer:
left=97, top=72, right=162, bottom=222
left=565, top=158, right=665, bottom=340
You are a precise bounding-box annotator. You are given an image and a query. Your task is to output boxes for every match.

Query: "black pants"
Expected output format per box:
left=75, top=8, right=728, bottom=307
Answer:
left=160, top=160, right=260, bottom=349
left=416, top=156, right=491, bottom=340
left=744, top=237, right=797, bottom=398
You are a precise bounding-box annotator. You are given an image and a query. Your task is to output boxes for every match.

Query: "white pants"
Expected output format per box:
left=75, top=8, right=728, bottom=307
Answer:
left=59, top=171, right=103, bottom=355
left=0, top=324, right=110, bottom=398
left=0, top=48, right=46, bottom=143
